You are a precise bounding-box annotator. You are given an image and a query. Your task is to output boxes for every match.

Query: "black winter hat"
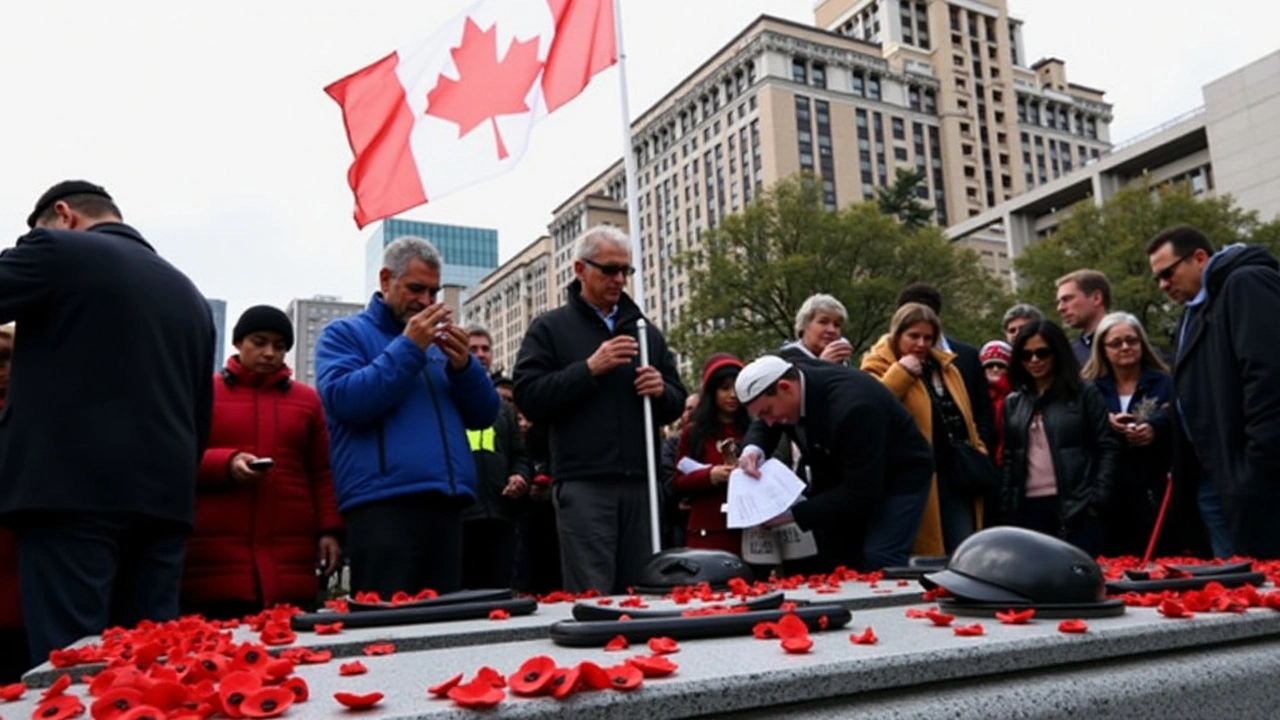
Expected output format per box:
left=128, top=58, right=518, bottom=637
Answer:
left=233, top=306, right=294, bottom=350
left=28, top=180, right=113, bottom=228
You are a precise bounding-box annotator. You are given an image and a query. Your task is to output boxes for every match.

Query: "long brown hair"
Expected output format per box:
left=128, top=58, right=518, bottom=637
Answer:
left=888, top=303, right=941, bottom=359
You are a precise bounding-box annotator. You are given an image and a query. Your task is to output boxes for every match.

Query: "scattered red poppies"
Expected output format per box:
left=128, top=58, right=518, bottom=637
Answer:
left=1058, top=619, right=1089, bottom=634
left=487, top=608, right=511, bottom=621
left=995, top=608, right=1036, bottom=625
left=333, top=691, right=383, bottom=709
left=953, top=623, right=985, bottom=637
left=313, top=622, right=343, bottom=635
left=362, top=643, right=395, bottom=656
left=338, top=661, right=368, bottom=676
left=604, top=635, right=629, bottom=651
left=849, top=627, right=878, bottom=645
left=647, top=637, right=679, bottom=655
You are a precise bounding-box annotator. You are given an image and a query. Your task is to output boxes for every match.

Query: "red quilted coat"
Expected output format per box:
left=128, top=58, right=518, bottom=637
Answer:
left=671, top=423, right=745, bottom=555
left=0, top=399, right=19, bottom=629
left=182, top=357, right=343, bottom=608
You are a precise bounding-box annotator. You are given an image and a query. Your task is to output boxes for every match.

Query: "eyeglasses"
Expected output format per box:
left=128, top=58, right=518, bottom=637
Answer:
left=1019, top=348, right=1054, bottom=362
left=1104, top=336, right=1141, bottom=350
left=1153, top=253, right=1193, bottom=283
left=583, top=258, right=636, bottom=277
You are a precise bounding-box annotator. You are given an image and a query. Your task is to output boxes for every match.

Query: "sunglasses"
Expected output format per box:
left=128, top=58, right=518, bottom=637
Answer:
left=1019, top=348, right=1054, bottom=361
left=583, top=258, right=636, bottom=277
left=1153, top=253, right=1193, bottom=283
left=1104, top=336, right=1141, bottom=350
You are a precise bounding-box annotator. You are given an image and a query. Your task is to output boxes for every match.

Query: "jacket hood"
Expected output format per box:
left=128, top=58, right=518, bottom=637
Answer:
left=224, top=354, right=292, bottom=388
left=1206, top=244, right=1279, bottom=296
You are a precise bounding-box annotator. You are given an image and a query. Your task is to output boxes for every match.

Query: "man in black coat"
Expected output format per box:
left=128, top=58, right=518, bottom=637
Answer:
left=736, top=357, right=933, bottom=571
left=1148, top=225, right=1280, bottom=559
left=0, top=181, right=214, bottom=663
left=514, top=226, right=686, bottom=594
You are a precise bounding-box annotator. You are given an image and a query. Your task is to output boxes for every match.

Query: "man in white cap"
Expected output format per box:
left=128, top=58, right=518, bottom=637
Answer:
left=736, top=356, right=933, bottom=570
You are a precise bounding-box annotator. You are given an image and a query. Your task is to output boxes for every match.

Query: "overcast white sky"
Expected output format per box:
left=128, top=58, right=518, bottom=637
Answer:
left=1, top=1, right=1275, bottom=357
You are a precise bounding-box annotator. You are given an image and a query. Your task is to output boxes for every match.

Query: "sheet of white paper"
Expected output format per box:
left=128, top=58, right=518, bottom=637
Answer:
left=740, top=522, right=819, bottom=563
left=676, top=456, right=712, bottom=475
left=724, top=458, right=806, bottom=529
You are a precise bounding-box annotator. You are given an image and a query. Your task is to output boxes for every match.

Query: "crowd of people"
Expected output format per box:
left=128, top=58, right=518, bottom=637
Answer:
left=1, top=180, right=1278, bottom=683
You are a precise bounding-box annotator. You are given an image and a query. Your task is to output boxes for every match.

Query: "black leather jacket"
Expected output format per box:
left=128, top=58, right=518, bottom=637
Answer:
left=1001, top=383, right=1120, bottom=528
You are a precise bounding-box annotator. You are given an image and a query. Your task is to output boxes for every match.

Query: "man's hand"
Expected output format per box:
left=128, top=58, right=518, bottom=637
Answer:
left=897, top=354, right=924, bottom=377
left=819, top=339, right=853, bottom=364
left=229, top=453, right=266, bottom=484
left=634, top=366, right=665, bottom=398
left=317, top=535, right=341, bottom=577
left=403, top=303, right=453, bottom=349
left=502, top=475, right=530, bottom=498
left=586, top=336, right=638, bottom=376
left=710, top=465, right=734, bottom=485
left=434, top=324, right=472, bottom=371
left=738, top=445, right=765, bottom=479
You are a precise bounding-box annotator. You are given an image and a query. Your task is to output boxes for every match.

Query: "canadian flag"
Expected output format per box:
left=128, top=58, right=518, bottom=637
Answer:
left=326, top=0, right=616, bottom=228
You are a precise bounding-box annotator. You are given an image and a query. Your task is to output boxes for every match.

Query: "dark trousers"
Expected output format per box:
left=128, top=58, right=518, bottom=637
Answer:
left=344, top=493, right=463, bottom=598
left=14, top=512, right=186, bottom=665
left=1017, top=496, right=1104, bottom=557
left=461, top=518, right=517, bottom=589
left=522, top=494, right=562, bottom=594
left=554, top=478, right=652, bottom=595
left=0, top=627, right=29, bottom=683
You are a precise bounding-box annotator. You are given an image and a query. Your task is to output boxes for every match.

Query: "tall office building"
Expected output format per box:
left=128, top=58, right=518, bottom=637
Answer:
left=545, top=4, right=1111, bottom=336
left=364, top=218, right=499, bottom=318
left=285, top=295, right=365, bottom=387
left=462, top=236, right=554, bottom=374
left=206, top=297, right=227, bottom=370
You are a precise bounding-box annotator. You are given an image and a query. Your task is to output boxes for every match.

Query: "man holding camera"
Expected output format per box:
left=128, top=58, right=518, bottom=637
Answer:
left=316, top=237, right=499, bottom=597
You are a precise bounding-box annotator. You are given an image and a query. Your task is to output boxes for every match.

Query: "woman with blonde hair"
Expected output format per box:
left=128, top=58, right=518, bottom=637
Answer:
left=1081, top=312, right=1173, bottom=556
left=861, top=303, right=989, bottom=555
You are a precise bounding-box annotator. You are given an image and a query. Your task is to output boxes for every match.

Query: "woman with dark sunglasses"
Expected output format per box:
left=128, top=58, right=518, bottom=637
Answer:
left=1081, top=312, right=1173, bottom=557
left=1000, top=321, right=1120, bottom=555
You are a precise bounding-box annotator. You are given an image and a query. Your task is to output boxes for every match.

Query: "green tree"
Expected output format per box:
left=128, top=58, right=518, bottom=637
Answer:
left=876, top=168, right=935, bottom=229
left=1013, top=181, right=1280, bottom=345
left=669, top=176, right=1011, bottom=372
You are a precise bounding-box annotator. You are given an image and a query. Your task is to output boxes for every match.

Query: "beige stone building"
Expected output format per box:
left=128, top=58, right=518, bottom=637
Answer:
left=462, top=236, right=554, bottom=374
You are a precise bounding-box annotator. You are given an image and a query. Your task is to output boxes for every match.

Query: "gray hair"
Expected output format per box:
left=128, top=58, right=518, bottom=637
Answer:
left=794, top=293, right=847, bottom=337
left=1081, top=311, right=1170, bottom=379
left=574, top=225, right=630, bottom=261
left=1002, top=303, right=1044, bottom=328
left=383, top=236, right=442, bottom=278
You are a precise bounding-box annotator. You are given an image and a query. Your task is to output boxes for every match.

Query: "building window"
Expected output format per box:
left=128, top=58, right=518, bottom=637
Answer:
left=852, top=71, right=865, bottom=97
left=909, top=87, right=921, bottom=111
left=868, top=75, right=881, bottom=101
left=811, top=63, right=827, bottom=88
left=795, top=95, right=814, bottom=172
left=792, top=57, right=807, bottom=84
left=892, top=117, right=905, bottom=140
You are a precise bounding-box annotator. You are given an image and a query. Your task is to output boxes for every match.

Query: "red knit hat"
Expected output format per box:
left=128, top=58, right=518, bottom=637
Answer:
left=701, top=352, right=744, bottom=390
left=980, top=340, right=1012, bottom=367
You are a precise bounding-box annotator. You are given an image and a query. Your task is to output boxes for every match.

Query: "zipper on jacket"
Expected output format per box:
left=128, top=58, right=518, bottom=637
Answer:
left=424, top=368, right=457, bottom=494
left=376, top=419, right=388, bottom=476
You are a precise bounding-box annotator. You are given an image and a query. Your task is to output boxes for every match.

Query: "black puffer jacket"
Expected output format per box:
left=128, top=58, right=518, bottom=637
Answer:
left=1000, top=383, right=1120, bottom=527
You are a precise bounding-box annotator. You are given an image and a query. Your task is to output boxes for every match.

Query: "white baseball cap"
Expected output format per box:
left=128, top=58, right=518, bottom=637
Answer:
left=735, top=355, right=794, bottom=405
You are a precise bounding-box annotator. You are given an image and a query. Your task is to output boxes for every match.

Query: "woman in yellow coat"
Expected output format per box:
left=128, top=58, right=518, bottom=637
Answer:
left=861, top=303, right=986, bottom=556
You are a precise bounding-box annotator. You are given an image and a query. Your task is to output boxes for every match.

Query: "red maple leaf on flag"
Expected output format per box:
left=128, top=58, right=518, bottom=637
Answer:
left=426, top=18, right=543, bottom=160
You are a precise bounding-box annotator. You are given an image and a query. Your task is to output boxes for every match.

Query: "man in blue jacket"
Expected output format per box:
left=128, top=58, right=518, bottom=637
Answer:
left=316, top=236, right=499, bottom=597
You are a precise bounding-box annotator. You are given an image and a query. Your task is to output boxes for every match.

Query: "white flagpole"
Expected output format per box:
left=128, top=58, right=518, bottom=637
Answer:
left=612, top=0, right=662, bottom=555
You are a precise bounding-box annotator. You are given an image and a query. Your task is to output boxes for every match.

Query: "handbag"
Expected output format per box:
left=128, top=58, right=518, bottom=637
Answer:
left=923, top=365, right=999, bottom=495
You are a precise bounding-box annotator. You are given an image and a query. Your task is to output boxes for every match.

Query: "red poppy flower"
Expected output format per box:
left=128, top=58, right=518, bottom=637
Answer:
left=263, top=659, right=295, bottom=680
left=240, top=687, right=295, bottom=718
left=414, top=588, right=439, bottom=601
left=904, top=608, right=930, bottom=619
left=922, top=587, right=950, bottom=601
left=617, top=614, right=632, bottom=621
left=219, top=671, right=264, bottom=719
left=362, top=643, right=395, bottom=656
left=595, top=598, right=614, bottom=606
left=925, top=610, right=955, bottom=627
left=447, top=677, right=505, bottom=708
left=280, top=677, right=309, bottom=703
left=33, top=694, right=85, bottom=720
left=647, top=637, right=679, bottom=655
left=116, top=706, right=166, bottom=720
left=258, top=624, right=296, bottom=647
left=474, top=666, right=506, bottom=689
left=333, top=691, right=383, bottom=709
left=91, top=687, right=143, bottom=720
left=139, top=680, right=189, bottom=712
left=817, top=615, right=829, bottom=630
left=1158, top=598, right=1192, bottom=619
left=295, top=649, right=332, bottom=665
left=487, top=609, right=510, bottom=621
left=548, top=666, right=580, bottom=700
left=953, top=623, right=985, bottom=637
left=352, top=591, right=381, bottom=604
left=390, top=591, right=414, bottom=605
left=48, top=650, right=83, bottom=669
left=231, top=645, right=270, bottom=672
left=995, top=609, right=1036, bottom=625
left=0, top=681, right=25, bottom=702
left=574, top=661, right=612, bottom=691
left=323, top=598, right=351, bottom=614
left=626, top=655, right=678, bottom=678
left=781, top=636, right=814, bottom=654
left=87, top=672, right=120, bottom=698
left=604, top=635, right=629, bottom=651
left=606, top=664, right=643, bottom=691
left=618, top=596, right=647, bottom=608
left=42, top=674, right=72, bottom=701
left=508, top=656, right=556, bottom=697
left=313, top=622, right=344, bottom=635
left=339, top=661, right=368, bottom=676
left=427, top=673, right=463, bottom=698
left=752, top=622, right=778, bottom=639
left=775, top=613, right=809, bottom=640
left=849, top=627, right=878, bottom=645
left=1058, top=619, right=1089, bottom=634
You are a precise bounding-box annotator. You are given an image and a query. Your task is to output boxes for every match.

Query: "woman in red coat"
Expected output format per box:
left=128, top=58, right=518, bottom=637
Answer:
left=0, top=324, right=27, bottom=681
left=182, top=306, right=343, bottom=619
left=671, top=353, right=749, bottom=555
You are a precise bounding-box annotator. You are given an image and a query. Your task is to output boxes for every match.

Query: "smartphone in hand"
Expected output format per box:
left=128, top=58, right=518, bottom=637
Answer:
left=247, top=458, right=275, bottom=472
